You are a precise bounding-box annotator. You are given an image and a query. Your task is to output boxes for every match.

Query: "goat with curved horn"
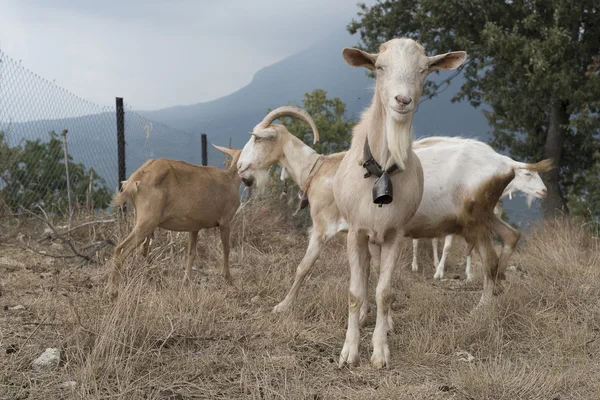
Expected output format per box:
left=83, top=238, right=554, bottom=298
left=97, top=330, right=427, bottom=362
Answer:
left=254, top=105, right=320, bottom=144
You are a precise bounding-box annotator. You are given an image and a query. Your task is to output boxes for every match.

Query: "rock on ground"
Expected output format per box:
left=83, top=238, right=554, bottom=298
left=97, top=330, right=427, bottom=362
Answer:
left=32, top=348, right=61, bottom=370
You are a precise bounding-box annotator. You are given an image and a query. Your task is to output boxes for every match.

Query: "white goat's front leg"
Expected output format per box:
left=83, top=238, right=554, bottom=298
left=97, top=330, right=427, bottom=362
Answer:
left=360, top=241, right=380, bottom=328
left=465, top=254, right=473, bottom=282
left=411, top=239, right=419, bottom=272
left=339, top=230, right=369, bottom=368
left=434, top=235, right=453, bottom=280
left=273, top=231, right=327, bottom=313
left=432, top=238, right=440, bottom=267
left=370, top=234, right=401, bottom=369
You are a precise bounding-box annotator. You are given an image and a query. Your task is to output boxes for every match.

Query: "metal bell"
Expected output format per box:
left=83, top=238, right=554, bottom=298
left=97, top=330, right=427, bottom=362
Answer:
left=372, top=171, right=393, bottom=206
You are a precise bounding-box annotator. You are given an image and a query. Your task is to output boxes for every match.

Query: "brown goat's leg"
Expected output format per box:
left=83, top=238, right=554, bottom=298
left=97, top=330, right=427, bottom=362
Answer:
left=272, top=231, right=327, bottom=313
left=491, top=216, right=520, bottom=280
left=183, top=230, right=199, bottom=285
left=140, top=231, right=154, bottom=258
left=219, top=224, right=232, bottom=283
left=109, top=223, right=156, bottom=299
left=475, top=235, right=500, bottom=309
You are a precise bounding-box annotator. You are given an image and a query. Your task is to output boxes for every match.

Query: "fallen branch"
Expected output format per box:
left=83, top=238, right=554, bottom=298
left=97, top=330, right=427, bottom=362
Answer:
left=77, top=239, right=115, bottom=267
left=24, top=245, right=83, bottom=259
left=19, top=206, right=96, bottom=263
left=62, top=219, right=115, bottom=235
left=38, top=219, right=115, bottom=243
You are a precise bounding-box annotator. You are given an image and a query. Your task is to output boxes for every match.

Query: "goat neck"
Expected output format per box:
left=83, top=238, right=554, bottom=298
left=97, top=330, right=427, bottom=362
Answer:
left=279, top=131, right=321, bottom=190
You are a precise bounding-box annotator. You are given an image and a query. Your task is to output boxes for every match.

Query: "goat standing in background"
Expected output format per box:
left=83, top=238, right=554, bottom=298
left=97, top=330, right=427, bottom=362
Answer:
left=109, top=145, right=242, bottom=299
left=408, top=137, right=551, bottom=281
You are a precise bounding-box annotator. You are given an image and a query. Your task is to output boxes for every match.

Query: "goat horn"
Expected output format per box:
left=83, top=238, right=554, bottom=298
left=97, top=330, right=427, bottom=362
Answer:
left=255, top=105, right=320, bottom=144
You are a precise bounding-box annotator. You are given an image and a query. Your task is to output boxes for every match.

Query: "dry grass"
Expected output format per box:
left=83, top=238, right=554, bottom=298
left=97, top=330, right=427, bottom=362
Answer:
left=0, top=200, right=599, bottom=399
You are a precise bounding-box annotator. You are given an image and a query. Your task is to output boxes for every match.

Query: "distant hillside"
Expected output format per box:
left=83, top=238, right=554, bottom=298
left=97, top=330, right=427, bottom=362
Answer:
left=4, top=30, right=542, bottom=227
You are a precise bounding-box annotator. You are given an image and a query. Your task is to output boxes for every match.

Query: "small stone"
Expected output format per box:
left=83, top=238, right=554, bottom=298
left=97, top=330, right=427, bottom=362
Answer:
left=50, top=243, right=62, bottom=251
left=60, top=381, right=77, bottom=389
left=455, top=350, right=475, bottom=363
left=7, top=305, right=26, bottom=311
left=250, top=295, right=261, bottom=304
left=507, top=265, right=518, bottom=272
left=32, top=348, right=61, bottom=370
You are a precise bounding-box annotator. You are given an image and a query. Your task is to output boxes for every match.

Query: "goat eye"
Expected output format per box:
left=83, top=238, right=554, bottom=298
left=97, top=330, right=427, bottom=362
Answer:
left=420, top=67, right=428, bottom=74
left=376, top=65, right=384, bottom=71
left=254, top=136, right=262, bottom=142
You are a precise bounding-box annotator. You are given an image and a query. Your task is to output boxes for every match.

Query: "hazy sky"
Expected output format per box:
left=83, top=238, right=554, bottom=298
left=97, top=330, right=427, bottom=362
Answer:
left=0, top=0, right=371, bottom=111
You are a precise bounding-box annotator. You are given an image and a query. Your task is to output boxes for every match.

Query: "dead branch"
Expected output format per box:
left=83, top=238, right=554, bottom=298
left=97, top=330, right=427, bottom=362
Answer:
left=19, top=206, right=93, bottom=263
left=77, top=239, right=115, bottom=267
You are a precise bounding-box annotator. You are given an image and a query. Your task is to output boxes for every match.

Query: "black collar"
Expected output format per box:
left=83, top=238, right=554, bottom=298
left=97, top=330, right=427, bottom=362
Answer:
left=362, top=137, right=401, bottom=179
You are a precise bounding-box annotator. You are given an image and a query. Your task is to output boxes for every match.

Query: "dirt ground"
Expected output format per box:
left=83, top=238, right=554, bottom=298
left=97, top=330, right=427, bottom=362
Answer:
left=1, top=202, right=599, bottom=399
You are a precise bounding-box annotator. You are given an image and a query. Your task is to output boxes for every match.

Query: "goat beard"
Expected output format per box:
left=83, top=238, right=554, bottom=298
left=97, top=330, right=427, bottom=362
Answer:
left=526, top=194, right=534, bottom=208
left=385, top=115, right=412, bottom=171
left=252, top=170, right=271, bottom=195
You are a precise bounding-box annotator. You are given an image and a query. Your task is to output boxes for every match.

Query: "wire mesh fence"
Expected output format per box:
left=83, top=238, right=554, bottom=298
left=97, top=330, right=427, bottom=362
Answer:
left=0, top=49, right=203, bottom=216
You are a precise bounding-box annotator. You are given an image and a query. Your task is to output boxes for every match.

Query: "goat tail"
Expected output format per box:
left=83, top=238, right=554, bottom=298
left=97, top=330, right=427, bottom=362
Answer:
left=113, top=180, right=138, bottom=207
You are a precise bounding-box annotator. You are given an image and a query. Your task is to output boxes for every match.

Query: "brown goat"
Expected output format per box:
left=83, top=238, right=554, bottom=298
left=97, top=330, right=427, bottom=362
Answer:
left=109, top=145, right=242, bottom=298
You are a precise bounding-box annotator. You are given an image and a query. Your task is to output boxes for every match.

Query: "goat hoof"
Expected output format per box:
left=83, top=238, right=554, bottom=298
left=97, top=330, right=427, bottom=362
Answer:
left=272, top=302, right=289, bottom=313
left=433, top=272, right=443, bottom=280
left=338, top=345, right=360, bottom=368
left=370, top=346, right=390, bottom=369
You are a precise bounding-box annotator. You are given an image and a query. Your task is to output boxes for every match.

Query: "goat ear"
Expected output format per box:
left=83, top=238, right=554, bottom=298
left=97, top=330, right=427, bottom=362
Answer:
left=212, top=144, right=237, bottom=157
left=252, top=127, right=278, bottom=139
left=342, top=48, right=377, bottom=71
left=427, top=51, right=467, bottom=73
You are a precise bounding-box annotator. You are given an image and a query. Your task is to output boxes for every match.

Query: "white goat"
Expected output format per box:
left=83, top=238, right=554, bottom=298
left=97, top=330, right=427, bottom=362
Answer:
left=408, top=136, right=551, bottom=281
left=335, top=38, right=468, bottom=369
left=109, top=145, right=242, bottom=299
left=237, top=105, right=347, bottom=313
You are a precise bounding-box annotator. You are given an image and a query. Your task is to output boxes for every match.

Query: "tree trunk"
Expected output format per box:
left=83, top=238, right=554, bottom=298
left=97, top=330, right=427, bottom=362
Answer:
left=541, top=101, right=570, bottom=219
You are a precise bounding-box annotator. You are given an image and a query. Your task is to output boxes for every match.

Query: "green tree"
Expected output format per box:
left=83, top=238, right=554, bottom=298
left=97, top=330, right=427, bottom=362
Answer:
left=0, top=131, right=112, bottom=213
left=278, top=89, right=355, bottom=154
left=348, top=0, right=600, bottom=219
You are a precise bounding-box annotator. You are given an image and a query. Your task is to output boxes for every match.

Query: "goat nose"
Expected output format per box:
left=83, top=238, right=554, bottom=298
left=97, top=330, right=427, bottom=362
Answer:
left=238, top=162, right=251, bottom=173
left=540, top=188, right=547, bottom=196
left=395, top=95, right=412, bottom=105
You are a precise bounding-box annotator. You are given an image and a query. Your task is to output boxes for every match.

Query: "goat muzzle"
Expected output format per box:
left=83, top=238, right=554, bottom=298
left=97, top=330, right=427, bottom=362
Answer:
left=241, top=177, right=254, bottom=187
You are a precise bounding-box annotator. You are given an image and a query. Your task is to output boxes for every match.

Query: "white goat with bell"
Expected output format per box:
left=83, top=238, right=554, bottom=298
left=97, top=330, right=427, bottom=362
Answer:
left=333, top=38, right=468, bottom=369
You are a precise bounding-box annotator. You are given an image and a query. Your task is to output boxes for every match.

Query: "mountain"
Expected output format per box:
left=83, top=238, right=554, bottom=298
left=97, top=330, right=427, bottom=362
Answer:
left=3, top=30, right=542, bottom=228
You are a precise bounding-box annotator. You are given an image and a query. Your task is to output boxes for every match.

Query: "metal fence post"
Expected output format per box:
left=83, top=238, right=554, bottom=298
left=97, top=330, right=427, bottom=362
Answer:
left=61, top=129, right=73, bottom=229
left=116, top=97, right=125, bottom=191
left=201, top=133, right=207, bottom=166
